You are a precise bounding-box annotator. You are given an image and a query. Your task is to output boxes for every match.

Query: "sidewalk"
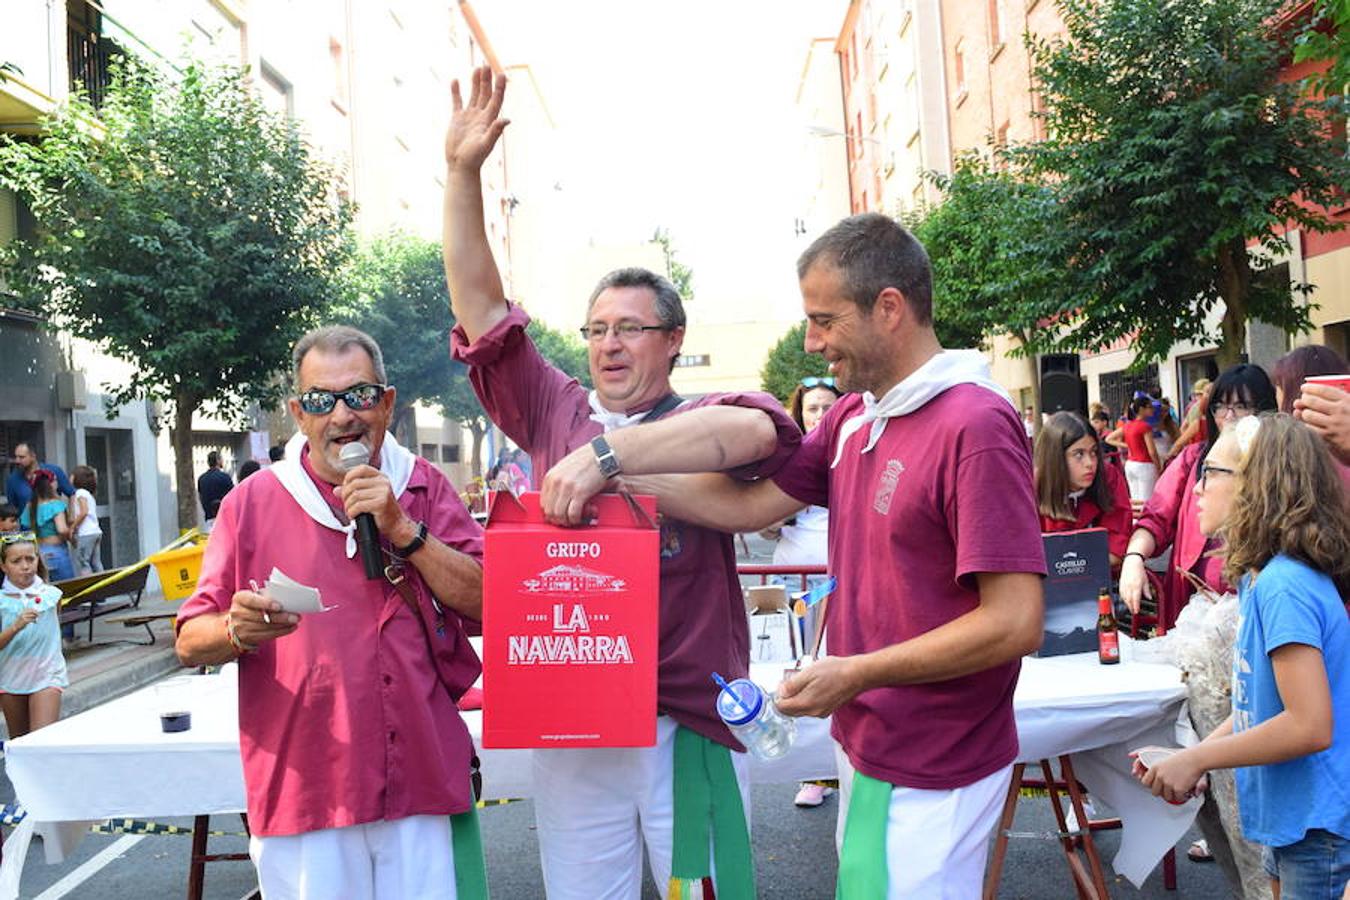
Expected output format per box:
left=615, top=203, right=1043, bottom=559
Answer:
left=0, top=592, right=188, bottom=741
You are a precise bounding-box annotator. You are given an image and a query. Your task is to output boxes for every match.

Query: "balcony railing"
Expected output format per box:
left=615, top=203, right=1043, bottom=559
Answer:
left=67, top=23, right=119, bottom=109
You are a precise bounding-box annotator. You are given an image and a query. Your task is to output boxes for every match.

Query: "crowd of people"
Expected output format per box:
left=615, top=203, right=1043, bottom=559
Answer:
left=2, top=61, right=1345, bottom=900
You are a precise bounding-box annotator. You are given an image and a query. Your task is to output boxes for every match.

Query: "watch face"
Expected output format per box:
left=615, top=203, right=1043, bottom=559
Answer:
left=592, top=437, right=621, bottom=478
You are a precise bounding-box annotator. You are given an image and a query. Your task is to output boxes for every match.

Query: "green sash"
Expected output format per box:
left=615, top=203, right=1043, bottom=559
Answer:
left=667, top=727, right=756, bottom=899
left=451, top=805, right=489, bottom=898
left=836, top=769, right=891, bottom=899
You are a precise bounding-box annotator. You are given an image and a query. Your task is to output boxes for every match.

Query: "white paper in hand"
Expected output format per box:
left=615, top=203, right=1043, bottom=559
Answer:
left=264, top=567, right=335, bottom=613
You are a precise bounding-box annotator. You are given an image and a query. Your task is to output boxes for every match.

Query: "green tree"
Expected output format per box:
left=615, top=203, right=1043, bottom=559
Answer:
left=439, top=319, right=591, bottom=478
left=1016, top=0, right=1350, bottom=367
left=909, top=157, right=1078, bottom=416
left=0, top=59, right=351, bottom=530
left=760, top=321, right=830, bottom=403
left=651, top=227, right=695, bottom=300
left=333, top=233, right=456, bottom=447
left=1295, top=0, right=1350, bottom=95
left=529, top=320, right=591, bottom=386
left=339, top=233, right=592, bottom=477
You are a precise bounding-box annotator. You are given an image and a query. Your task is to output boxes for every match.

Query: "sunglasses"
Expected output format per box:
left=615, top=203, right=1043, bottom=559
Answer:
left=800, top=376, right=836, bottom=388
left=297, top=383, right=387, bottom=415
left=0, top=532, right=37, bottom=545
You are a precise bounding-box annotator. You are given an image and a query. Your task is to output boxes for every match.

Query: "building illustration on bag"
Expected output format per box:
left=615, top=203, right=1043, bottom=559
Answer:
left=521, top=564, right=628, bottom=596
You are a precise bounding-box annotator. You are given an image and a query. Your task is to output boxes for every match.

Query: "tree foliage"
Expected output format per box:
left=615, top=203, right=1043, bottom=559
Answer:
left=652, top=227, right=695, bottom=300
left=760, top=321, right=830, bottom=402
left=0, top=58, right=352, bottom=528
left=338, top=233, right=592, bottom=475
left=1295, top=0, right=1350, bottom=96
left=909, top=157, right=1074, bottom=357
left=332, top=233, right=456, bottom=446
left=1014, top=0, right=1350, bottom=367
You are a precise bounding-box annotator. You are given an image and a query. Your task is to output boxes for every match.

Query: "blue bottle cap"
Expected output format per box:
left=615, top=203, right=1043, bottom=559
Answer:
left=714, top=678, right=763, bottom=726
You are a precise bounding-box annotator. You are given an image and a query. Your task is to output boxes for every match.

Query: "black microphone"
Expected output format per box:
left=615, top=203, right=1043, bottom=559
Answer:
left=338, top=441, right=384, bottom=580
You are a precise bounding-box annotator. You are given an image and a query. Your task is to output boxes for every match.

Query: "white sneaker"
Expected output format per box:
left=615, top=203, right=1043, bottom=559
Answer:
left=794, top=783, right=834, bottom=807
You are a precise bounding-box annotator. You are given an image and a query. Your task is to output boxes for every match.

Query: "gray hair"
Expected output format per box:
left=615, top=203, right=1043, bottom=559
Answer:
left=797, top=213, right=933, bottom=323
left=291, top=325, right=387, bottom=390
left=586, top=268, right=686, bottom=331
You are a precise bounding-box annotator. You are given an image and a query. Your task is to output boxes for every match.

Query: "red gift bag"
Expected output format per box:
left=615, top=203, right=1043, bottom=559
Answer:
left=482, top=491, right=659, bottom=748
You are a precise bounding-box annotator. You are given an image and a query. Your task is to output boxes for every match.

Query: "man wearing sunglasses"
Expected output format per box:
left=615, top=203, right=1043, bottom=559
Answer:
left=176, top=326, right=489, bottom=898
left=444, top=68, right=800, bottom=899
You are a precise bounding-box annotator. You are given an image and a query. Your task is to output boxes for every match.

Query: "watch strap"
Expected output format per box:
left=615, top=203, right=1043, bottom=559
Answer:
left=396, top=520, right=428, bottom=557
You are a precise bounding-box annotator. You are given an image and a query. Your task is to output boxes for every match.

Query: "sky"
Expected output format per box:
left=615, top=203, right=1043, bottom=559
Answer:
left=468, top=1, right=845, bottom=324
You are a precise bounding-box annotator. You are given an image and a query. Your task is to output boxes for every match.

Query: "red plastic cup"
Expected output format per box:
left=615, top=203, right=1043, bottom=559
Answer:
left=1304, top=374, right=1350, bottom=394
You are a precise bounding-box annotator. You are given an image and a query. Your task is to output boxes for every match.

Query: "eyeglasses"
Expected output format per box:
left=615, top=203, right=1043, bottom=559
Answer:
left=1198, top=463, right=1237, bottom=489
left=1211, top=401, right=1254, bottom=418
left=800, top=376, right=836, bottom=388
left=297, top=383, right=387, bottom=415
left=579, top=322, right=669, bottom=342
left=0, top=532, right=37, bottom=545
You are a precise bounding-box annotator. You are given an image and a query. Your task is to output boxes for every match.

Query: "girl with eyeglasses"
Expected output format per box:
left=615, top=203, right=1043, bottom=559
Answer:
left=0, top=532, right=68, bottom=737
left=1134, top=414, right=1350, bottom=899
left=1120, top=364, right=1278, bottom=633
left=1034, top=412, right=1133, bottom=569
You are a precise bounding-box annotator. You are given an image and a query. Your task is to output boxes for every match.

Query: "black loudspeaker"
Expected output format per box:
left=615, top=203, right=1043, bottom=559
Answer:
left=1039, top=353, right=1081, bottom=378
left=1041, top=371, right=1087, bottom=414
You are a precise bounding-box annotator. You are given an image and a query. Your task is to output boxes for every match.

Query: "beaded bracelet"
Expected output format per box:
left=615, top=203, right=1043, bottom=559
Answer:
left=224, top=612, right=254, bottom=656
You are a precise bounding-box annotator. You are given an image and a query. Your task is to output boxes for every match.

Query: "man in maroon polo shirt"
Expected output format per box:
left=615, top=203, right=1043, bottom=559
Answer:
left=443, top=67, right=798, bottom=899
left=176, top=326, right=487, bottom=899
left=559, top=213, right=1048, bottom=897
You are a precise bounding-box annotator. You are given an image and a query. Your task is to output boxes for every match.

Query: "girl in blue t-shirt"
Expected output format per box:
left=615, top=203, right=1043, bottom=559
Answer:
left=1134, top=413, right=1349, bottom=899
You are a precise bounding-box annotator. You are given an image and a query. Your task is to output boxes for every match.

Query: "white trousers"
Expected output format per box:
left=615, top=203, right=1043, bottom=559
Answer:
left=249, top=815, right=458, bottom=900
left=835, top=743, right=1012, bottom=899
left=532, top=716, right=752, bottom=900
left=1124, top=460, right=1158, bottom=502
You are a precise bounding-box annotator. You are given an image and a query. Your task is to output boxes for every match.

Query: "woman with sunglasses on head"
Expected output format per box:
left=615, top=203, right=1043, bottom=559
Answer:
left=1135, top=414, right=1350, bottom=900
left=1119, top=364, right=1278, bottom=633
left=1034, top=411, right=1133, bottom=569
left=760, top=375, right=841, bottom=808
left=18, top=469, right=74, bottom=582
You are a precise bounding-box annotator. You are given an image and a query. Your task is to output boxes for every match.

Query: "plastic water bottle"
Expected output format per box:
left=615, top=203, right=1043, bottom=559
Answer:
left=712, top=673, right=796, bottom=760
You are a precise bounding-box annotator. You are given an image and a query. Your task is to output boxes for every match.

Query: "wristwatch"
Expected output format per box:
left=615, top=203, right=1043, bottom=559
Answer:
left=591, top=435, right=622, bottom=480
left=396, top=520, right=428, bottom=557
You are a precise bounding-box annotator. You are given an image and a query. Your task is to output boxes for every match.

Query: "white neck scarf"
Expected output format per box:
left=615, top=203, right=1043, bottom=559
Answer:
left=587, top=390, right=654, bottom=433
left=1, top=575, right=59, bottom=605
left=268, top=431, right=416, bottom=559
left=831, top=349, right=1014, bottom=468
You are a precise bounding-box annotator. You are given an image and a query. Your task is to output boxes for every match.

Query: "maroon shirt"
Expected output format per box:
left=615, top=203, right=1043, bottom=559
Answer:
left=451, top=304, right=800, bottom=746
left=1135, top=443, right=1229, bottom=629
left=773, top=385, right=1046, bottom=790
left=178, top=449, right=484, bottom=836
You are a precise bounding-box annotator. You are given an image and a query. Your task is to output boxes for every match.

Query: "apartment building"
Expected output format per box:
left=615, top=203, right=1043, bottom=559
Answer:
left=818, top=0, right=1347, bottom=417
left=0, top=0, right=511, bottom=557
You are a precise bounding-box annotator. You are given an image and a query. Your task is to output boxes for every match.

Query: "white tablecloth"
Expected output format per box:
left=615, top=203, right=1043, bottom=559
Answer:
left=3, top=647, right=1197, bottom=892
